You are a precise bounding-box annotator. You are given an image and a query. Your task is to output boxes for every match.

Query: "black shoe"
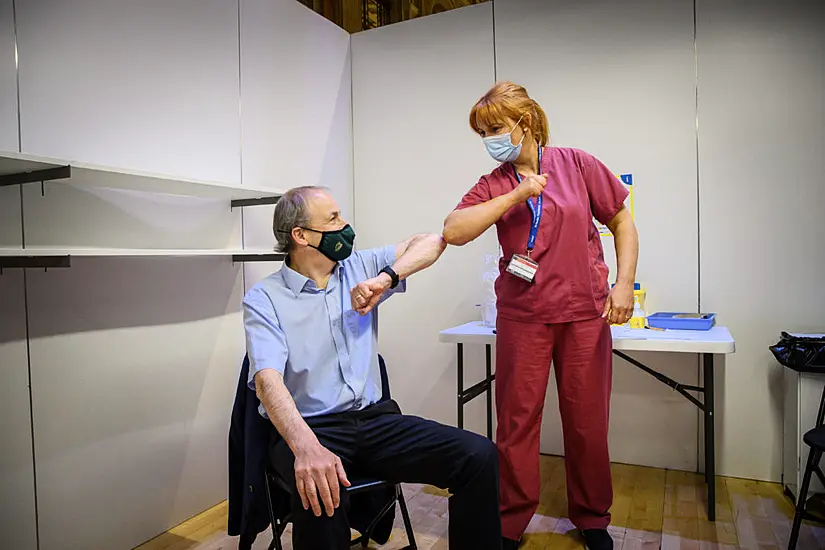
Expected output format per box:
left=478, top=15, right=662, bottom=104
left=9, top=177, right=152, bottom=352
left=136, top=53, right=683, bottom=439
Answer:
left=581, top=529, right=613, bottom=550
left=502, top=536, right=522, bottom=550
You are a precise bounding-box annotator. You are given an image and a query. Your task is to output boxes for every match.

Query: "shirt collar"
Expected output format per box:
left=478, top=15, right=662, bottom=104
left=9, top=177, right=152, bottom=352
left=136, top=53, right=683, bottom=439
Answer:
left=281, top=257, right=342, bottom=297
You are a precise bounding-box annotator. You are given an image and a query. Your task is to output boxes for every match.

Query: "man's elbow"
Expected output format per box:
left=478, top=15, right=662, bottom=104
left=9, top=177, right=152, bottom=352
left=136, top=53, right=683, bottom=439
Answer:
left=430, top=233, right=447, bottom=253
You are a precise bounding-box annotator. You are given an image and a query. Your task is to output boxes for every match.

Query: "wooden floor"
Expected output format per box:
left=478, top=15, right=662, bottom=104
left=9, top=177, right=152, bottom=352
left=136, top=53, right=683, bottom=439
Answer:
left=135, top=455, right=825, bottom=550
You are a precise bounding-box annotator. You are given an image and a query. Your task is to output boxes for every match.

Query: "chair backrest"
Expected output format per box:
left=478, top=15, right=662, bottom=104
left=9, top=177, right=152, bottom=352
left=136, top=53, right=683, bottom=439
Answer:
left=378, top=354, right=390, bottom=402
left=244, top=351, right=392, bottom=403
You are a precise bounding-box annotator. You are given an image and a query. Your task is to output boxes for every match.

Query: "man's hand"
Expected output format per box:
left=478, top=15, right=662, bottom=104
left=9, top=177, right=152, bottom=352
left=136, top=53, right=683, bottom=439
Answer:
left=351, top=273, right=392, bottom=316
left=293, top=441, right=351, bottom=517
left=602, top=281, right=634, bottom=325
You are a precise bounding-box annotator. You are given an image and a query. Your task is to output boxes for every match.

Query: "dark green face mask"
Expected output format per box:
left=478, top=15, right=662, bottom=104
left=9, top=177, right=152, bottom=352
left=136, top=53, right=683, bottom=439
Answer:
left=302, top=224, right=356, bottom=262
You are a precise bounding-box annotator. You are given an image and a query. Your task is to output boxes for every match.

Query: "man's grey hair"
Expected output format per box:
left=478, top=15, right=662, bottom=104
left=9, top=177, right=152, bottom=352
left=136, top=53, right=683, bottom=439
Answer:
left=272, top=186, right=329, bottom=253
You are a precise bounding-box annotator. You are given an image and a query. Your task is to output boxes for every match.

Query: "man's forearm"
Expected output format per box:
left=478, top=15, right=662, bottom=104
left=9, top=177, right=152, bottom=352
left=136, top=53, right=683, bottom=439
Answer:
left=391, top=233, right=446, bottom=280
left=255, top=370, right=317, bottom=454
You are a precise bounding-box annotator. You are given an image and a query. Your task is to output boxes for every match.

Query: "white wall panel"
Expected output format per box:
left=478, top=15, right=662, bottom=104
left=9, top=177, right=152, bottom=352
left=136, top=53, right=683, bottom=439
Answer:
left=0, top=187, right=21, bottom=247
left=352, top=4, right=497, bottom=433
left=240, top=0, right=352, bottom=288
left=0, top=0, right=18, bottom=152
left=15, top=0, right=241, bottom=184
left=697, top=0, right=825, bottom=481
left=27, top=258, right=245, bottom=550
left=0, top=3, right=31, bottom=528
left=22, top=182, right=242, bottom=250
left=0, top=271, right=38, bottom=550
left=494, top=0, right=699, bottom=470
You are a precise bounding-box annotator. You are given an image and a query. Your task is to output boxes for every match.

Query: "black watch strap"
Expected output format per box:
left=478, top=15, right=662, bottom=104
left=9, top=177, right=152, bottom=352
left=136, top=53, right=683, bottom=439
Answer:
left=379, top=266, right=400, bottom=289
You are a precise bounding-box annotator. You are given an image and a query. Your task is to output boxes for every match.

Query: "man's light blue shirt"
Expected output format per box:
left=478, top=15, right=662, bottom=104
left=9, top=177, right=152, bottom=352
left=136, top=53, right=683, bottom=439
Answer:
left=242, top=246, right=405, bottom=418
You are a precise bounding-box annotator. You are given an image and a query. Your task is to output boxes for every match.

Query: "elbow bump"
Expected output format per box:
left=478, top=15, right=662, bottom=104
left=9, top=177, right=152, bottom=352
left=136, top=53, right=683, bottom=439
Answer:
left=441, top=225, right=465, bottom=247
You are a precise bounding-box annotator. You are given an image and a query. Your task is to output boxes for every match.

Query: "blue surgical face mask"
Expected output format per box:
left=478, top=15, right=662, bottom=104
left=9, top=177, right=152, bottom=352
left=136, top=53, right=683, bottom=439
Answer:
left=482, top=115, right=525, bottom=163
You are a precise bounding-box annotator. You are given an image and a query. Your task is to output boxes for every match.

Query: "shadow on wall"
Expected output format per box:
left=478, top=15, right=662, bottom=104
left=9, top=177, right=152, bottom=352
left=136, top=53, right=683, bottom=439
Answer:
left=20, top=183, right=241, bottom=251
left=317, top=46, right=354, bottom=219
left=0, top=256, right=244, bottom=343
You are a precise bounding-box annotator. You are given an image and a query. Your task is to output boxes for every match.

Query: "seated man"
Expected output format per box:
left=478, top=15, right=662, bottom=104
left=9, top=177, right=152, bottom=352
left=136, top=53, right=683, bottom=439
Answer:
left=243, top=186, right=502, bottom=550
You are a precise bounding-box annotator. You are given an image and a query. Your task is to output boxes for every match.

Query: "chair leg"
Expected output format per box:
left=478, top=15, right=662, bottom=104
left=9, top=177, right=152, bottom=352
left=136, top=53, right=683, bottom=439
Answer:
left=789, top=449, right=821, bottom=550
left=263, top=475, right=284, bottom=550
left=396, top=485, right=418, bottom=549
left=356, top=492, right=401, bottom=548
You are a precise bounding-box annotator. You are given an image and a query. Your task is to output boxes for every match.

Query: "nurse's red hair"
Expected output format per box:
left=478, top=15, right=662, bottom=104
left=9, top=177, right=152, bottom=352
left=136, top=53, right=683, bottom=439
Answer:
left=469, top=81, right=550, bottom=147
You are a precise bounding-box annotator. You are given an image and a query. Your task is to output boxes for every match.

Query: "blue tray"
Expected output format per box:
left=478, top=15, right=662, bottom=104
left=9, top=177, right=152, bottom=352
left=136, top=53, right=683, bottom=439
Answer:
left=647, top=312, right=716, bottom=331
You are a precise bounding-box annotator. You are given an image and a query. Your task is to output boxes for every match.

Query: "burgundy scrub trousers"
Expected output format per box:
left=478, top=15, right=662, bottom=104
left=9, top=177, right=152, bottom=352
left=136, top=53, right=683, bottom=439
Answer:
left=455, top=146, right=629, bottom=540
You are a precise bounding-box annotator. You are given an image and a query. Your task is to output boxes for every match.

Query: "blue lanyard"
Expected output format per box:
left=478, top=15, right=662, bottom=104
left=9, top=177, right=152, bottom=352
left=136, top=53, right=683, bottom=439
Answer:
left=512, top=147, right=543, bottom=253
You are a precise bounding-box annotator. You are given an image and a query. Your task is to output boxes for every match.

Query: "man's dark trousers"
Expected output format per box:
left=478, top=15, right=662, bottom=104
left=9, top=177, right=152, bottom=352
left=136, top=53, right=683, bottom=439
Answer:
left=271, top=400, right=502, bottom=549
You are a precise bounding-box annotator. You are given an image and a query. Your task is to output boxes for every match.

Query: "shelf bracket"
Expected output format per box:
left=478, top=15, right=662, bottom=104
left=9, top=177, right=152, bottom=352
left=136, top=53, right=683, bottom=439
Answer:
left=0, top=255, right=71, bottom=272
left=230, top=195, right=282, bottom=209
left=232, top=253, right=286, bottom=264
left=0, top=165, right=72, bottom=188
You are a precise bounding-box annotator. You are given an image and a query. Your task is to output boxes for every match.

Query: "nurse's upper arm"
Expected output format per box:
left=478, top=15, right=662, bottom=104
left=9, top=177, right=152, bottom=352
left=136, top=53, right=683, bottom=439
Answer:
left=581, top=152, right=629, bottom=225
left=605, top=204, right=632, bottom=234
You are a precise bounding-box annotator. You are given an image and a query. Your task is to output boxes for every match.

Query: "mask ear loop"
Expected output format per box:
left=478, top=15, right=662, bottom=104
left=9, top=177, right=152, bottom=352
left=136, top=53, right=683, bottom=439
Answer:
left=511, top=113, right=526, bottom=147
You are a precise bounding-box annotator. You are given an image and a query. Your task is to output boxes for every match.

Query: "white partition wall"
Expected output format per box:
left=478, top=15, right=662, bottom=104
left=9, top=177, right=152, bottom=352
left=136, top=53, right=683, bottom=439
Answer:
left=239, top=0, right=353, bottom=289
left=0, top=6, right=36, bottom=547
left=479, top=0, right=699, bottom=470
left=0, top=0, right=17, bottom=152
left=697, top=0, right=825, bottom=481
left=15, top=0, right=242, bottom=184
left=0, top=271, right=38, bottom=550
left=27, top=258, right=245, bottom=550
left=0, top=2, right=353, bottom=548
left=352, top=4, right=498, bottom=432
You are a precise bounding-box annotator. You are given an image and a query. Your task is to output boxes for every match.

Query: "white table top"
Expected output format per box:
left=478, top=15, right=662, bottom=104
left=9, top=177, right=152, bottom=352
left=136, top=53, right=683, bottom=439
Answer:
left=439, top=321, right=735, bottom=355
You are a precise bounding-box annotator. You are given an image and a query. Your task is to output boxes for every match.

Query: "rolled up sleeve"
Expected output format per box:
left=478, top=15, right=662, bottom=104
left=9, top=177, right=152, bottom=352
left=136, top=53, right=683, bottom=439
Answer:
left=455, top=176, right=492, bottom=210
left=580, top=151, right=629, bottom=226
left=243, top=287, right=288, bottom=391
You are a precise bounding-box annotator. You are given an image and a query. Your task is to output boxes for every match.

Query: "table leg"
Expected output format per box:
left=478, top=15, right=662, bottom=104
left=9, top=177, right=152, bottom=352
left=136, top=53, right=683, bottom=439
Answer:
left=457, top=343, right=464, bottom=430
left=486, top=344, right=492, bottom=440
left=703, top=353, right=716, bottom=521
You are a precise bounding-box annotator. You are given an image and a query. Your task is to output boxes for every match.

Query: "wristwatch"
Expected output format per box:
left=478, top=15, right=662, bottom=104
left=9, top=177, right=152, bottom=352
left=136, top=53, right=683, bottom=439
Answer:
left=379, top=266, right=400, bottom=289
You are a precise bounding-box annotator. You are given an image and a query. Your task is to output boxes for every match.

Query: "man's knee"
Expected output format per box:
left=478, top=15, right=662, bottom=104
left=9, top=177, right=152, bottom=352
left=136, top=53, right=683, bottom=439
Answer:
left=456, top=431, right=499, bottom=481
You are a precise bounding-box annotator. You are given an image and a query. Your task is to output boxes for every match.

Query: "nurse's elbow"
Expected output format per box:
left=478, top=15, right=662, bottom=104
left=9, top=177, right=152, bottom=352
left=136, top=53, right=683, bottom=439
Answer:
left=442, top=219, right=469, bottom=247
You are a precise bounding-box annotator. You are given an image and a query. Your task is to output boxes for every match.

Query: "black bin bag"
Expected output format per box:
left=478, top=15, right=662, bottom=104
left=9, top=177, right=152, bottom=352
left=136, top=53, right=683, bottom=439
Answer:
left=770, top=332, right=825, bottom=369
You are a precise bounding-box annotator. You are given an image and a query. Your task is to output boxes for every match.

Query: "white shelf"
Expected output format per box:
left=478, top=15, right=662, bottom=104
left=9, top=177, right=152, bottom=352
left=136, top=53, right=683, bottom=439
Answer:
left=0, top=150, right=282, bottom=201
left=0, top=247, right=284, bottom=258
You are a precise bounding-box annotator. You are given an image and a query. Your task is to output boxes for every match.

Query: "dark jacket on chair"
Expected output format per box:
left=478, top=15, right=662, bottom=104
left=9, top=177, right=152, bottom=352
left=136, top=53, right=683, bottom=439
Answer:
left=228, top=355, right=395, bottom=547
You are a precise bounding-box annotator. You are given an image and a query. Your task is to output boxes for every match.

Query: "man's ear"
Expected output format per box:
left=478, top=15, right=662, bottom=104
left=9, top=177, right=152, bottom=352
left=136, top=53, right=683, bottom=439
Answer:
left=291, top=227, right=308, bottom=247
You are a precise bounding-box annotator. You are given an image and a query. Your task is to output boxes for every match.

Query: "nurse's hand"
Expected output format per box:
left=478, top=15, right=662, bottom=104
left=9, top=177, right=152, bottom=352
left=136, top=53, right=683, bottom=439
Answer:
left=603, top=281, right=634, bottom=324
left=514, top=173, right=548, bottom=200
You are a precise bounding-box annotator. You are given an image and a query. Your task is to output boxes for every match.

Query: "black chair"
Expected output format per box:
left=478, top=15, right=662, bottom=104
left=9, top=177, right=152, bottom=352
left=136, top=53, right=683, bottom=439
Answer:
left=263, top=354, right=417, bottom=550
left=789, top=384, right=825, bottom=549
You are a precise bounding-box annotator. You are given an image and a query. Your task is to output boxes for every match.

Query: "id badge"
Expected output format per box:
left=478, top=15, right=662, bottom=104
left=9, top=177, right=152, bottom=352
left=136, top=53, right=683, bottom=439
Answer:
left=506, top=254, right=539, bottom=283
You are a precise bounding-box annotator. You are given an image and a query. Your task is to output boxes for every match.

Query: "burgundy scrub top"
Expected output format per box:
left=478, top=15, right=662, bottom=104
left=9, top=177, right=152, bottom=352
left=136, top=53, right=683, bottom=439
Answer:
left=456, top=147, right=629, bottom=325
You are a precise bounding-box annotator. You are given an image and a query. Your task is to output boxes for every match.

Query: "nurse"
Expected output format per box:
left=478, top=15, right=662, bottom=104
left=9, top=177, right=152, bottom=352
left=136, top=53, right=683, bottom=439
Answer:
left=443, top=82, right=639, bottom=550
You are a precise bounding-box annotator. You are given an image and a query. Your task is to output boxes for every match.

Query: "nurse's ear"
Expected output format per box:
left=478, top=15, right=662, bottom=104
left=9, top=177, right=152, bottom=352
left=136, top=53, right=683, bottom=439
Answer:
left=520, top=112, right=532, bottom=135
